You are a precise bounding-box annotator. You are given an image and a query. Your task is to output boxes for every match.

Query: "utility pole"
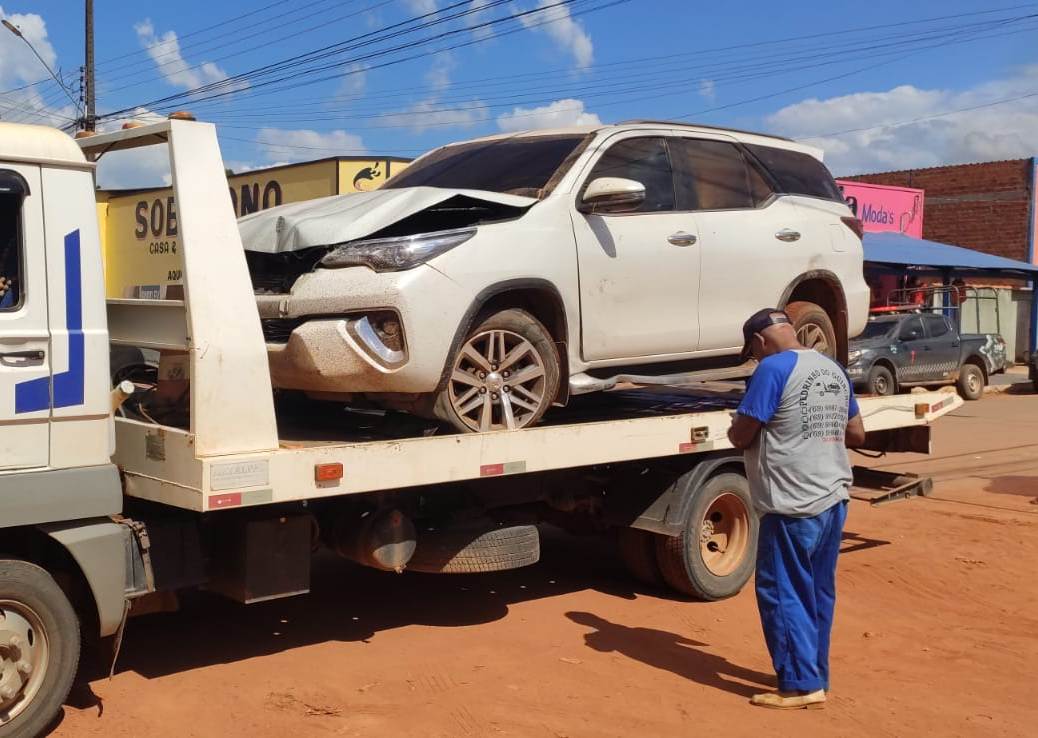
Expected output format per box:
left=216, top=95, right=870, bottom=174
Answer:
left=84, top=0, right=95, bottom=130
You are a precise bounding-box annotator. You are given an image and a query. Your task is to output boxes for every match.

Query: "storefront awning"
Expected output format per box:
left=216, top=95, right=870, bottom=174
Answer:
left=864, top=231, right=1038, bottom=275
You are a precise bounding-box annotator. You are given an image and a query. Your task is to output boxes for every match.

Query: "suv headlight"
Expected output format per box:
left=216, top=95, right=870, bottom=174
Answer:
left=847, top=349, right=863, bottom=364
left=320, top=227, right=476, bottom=272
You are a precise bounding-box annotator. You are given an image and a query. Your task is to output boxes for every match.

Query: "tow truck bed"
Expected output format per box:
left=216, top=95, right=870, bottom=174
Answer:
left=115, top=384, right=961, bottom=513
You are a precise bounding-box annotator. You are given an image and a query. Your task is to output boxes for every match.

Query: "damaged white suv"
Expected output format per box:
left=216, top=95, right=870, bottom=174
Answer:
left=242, top=122, right=868, bottom=433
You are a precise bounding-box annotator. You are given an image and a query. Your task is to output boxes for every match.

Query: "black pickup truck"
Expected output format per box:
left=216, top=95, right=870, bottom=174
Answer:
left=847, top=311, right=1007, bottom=400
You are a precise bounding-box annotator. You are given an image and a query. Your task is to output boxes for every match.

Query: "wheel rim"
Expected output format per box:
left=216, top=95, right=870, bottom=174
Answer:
left=697, top=492, right=750, bottom=577
left=0, top=600, right=50, bottom=725
left=968, top=371, right=980, bottom=394
left=874, top=374, right=889, bottom=395
left=448, top=329, right=548, bottom=432
left=796, top=322, right=832, bottom=356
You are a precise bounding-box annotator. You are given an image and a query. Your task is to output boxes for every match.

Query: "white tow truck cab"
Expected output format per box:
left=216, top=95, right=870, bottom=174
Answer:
left=0, top=119, right=962, bottom=736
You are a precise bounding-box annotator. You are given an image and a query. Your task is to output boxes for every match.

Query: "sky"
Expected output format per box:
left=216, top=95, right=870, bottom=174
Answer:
left=2, top=0, right=1037, bottom=189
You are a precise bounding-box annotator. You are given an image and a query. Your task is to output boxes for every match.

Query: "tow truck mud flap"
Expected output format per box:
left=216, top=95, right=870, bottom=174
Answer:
left=851, top=467, right=933, bottom=506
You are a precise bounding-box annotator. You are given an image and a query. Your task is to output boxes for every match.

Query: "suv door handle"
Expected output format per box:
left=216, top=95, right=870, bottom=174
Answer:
left=667, top=231, right=697, bottom=247
left=0, top=349, right=45, bottom=366
left=775, top=228, right=801, bottom=242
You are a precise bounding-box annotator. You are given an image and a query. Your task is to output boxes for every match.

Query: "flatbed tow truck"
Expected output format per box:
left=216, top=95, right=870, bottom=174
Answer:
left=0, top=118, right=962, bottom=737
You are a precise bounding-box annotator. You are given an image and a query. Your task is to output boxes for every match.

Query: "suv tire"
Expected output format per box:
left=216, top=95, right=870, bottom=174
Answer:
left=436, top=309, right=560, bottom=433
left=867, top=364, right=896, bottom=396
left=957, top=362, right=985, bottom=401
left=786, top=301, right=837, bottom=360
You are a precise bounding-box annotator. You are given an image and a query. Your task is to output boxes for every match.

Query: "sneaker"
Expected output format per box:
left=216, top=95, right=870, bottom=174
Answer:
left=750, top=690, right=826, bottom=710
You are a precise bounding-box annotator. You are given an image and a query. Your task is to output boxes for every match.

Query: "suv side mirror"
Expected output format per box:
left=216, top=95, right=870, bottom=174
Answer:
left=578, top=177, right=646, bottom=214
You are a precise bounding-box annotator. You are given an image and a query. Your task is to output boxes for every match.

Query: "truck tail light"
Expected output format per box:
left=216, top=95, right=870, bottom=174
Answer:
left=841, top=216, right=864, bottom=240
left=315, top=463, right=343, bottom=482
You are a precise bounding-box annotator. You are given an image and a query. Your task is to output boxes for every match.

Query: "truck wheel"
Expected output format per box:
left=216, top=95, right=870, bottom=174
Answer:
left=654, top=473, right=757, bottom=601
left=407, top=524, right=540, bottom=573
left=0, top=560, right=80, bottom=738
left=957, top=363, right=985, bottom=401
left=616, top=528, right=663, bottom=586
left=867, top=365, right=896, bottom=396
left=786, top=301, right=837, bottom=360
left=436, top=309, right=560, bottom=433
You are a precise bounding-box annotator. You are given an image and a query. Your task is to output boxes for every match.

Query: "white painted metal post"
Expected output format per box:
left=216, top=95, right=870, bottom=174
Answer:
left=166, top=120, right=279, bottom=455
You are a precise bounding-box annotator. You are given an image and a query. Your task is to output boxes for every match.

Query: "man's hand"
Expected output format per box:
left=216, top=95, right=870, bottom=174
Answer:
left=728, top=412, right=762, bottom=450
left=845, top=413, right=866, bottom=448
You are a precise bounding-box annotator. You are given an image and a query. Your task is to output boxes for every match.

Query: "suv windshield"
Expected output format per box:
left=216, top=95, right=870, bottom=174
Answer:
left=859, top=319, right=897, bottom=340
left=384, top=134, right=589, bottom=197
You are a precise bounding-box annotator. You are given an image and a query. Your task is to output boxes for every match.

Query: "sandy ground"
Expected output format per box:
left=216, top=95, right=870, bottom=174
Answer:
left=53, top=391, right=1038, bottom=738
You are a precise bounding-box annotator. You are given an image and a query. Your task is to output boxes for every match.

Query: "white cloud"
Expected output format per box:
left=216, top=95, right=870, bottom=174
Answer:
left=698, top=79, right=716, bottom=102
left=766, top=66, right=1038, bottom=175
left=0, top=6, right=77, bottom=128
left=405, top=0, right=437, bottom=14
left=425, top=52, right=455, bottom=92
left=382, top=100, right=489, bottom=134
left=497, top=98, right=601, bottom=131
left=134, top=19, right=242, bottom=92
left=520, top=1, right=593, bottom=68
left=467, top=0, right=495, bottom=41
left=255, top=128, right=366, bottom=163
left=338, top=62, right=368, bottom=97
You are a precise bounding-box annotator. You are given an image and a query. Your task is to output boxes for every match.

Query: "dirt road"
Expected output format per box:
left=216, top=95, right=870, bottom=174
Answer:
left=55, top=392, right=1038, bottom=738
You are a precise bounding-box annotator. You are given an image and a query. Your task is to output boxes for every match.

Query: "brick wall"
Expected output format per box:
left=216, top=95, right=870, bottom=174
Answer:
left=843, top=158, right=1034, bottom=262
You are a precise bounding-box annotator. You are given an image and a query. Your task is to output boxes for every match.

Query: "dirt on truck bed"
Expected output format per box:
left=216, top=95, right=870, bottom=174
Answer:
left=56, top=392, right=1038, bottom=738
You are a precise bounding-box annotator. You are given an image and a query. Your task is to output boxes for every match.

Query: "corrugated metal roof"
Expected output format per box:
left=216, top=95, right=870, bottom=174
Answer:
left=864, top=231, right=1038, bottom=274
left=0, top=122, right=87, bottom=167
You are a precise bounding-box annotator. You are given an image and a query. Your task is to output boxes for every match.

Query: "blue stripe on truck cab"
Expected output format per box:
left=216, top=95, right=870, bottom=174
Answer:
left=15, top=229, right=85, bottom=413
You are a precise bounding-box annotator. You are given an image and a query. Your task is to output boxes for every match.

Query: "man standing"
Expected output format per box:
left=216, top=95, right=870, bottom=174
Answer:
left=728, top=308, right=865, bottom=710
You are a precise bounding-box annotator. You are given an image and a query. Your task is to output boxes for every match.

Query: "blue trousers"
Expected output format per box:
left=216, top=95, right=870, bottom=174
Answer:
left=755, top=500, right=847, bottom=693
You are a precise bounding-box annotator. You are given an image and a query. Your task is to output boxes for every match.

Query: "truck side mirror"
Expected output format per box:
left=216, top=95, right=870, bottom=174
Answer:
left=578, top=177, right=646, bottom=214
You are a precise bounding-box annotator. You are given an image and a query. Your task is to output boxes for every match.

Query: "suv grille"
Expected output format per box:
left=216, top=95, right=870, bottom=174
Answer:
left=261, top=318, right=306, bottom=344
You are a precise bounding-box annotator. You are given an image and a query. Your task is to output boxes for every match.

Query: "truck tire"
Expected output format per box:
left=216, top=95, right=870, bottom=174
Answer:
left=616, top=528, right=663, bottom=586
left=867, top=364, right=896, bottom=396
left=786, top=301, right=838, bottom=360
left=407, top=524, right=540, bottom=573
left=0, top=560, right=80, bottom=738
left=957, top=362, right=985, bottom=401
left=654, top=473, right=757, bottom=601
left=436, top=309, right=561, bottom=434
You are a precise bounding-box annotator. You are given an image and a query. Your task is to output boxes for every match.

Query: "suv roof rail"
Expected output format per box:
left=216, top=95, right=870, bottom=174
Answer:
left=614, top=120, right=796, bottom=143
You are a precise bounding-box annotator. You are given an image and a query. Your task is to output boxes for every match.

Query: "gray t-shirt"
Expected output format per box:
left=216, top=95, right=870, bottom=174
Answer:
left=736, top=349, right=859, bottom=517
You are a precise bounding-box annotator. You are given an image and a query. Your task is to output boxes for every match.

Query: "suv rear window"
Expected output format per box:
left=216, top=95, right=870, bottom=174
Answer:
left=746, top=144, right=843, bottom=201
left=670, top=138, right=772, bottom=210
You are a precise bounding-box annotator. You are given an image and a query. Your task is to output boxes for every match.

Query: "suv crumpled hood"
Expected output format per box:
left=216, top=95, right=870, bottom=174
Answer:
left=238, top=186, right=537, bottom=254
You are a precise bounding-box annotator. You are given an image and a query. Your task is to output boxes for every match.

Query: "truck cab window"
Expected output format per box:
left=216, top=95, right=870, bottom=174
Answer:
left=923, top=315, right=950, bottom=338
left=0, top=173, right=26, bottom=311
left=585, top=137, right=675, bottom=213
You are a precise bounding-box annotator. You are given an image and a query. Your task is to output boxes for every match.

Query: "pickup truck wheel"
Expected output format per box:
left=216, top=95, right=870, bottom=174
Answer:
left=654, top=473, right=757, bottom=601
left=867, top=365, right=896, bottom=396
left=0, top=560, right=79, bottom=738
left=407, top=524, right=540, bottom=573
left=957, top=363, right=985, bottom=401
left=438, top=309, right=560, bottom=433
left=786, top=301, right=837, bottom=360
left=616, top=528, right=664, bottom=586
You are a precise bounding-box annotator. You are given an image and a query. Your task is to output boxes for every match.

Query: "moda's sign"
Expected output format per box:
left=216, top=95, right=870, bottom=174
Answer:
left=835, top=180, right=925, bottom=238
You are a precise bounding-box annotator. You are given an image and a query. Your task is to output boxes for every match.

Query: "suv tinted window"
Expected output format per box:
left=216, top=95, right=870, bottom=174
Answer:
left=0, top=171, right=27, bottom=311
left=746, top=144, right=843, bottom=201
left=923, top=315, right=950, bottom=338
left=670, top=138, right=772, bottom=210
left=899, top=316, right=924, bottom=341
left=586, top=137, right=675, bottom=213
left=384, top=134, right=588, bottom=197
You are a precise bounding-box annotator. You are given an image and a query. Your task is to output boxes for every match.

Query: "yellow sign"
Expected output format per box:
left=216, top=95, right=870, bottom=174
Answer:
left=99, top=156, right=410, bottom=298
